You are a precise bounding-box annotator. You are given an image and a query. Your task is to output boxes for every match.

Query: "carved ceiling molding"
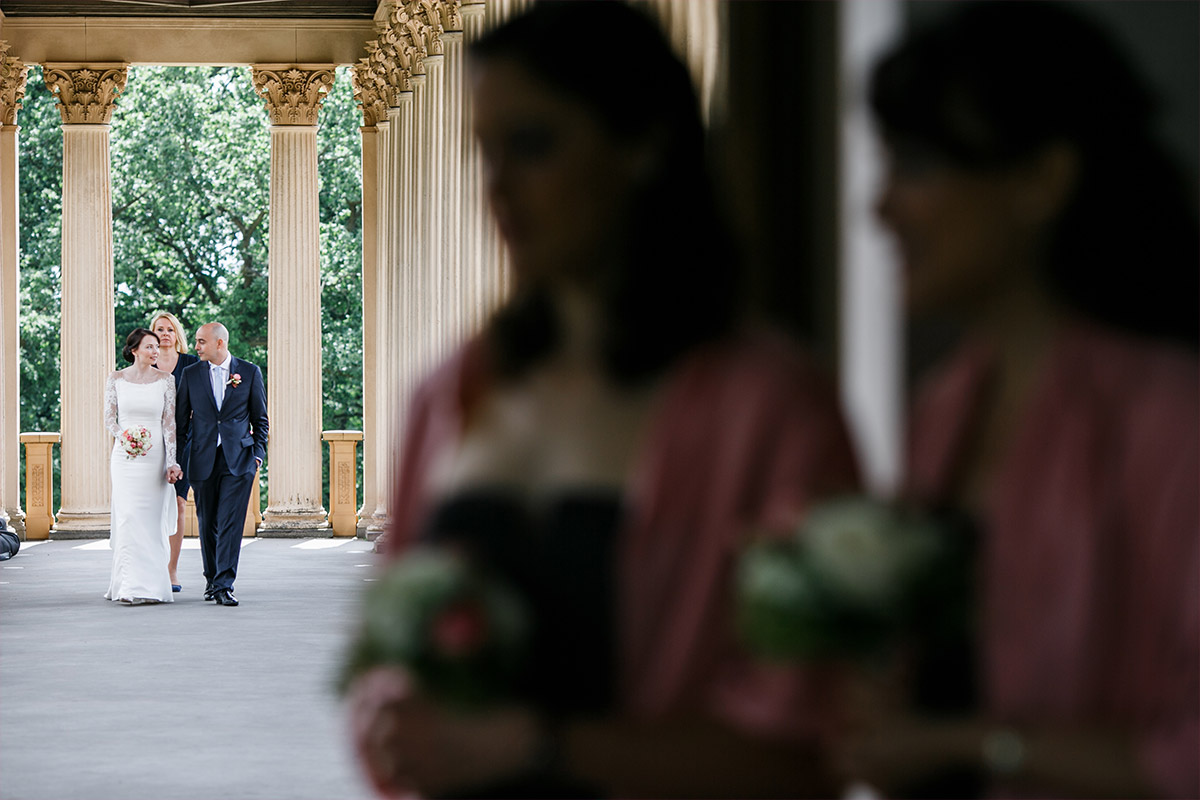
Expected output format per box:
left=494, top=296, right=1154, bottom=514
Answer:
left=42, top=63, right=128, bottom=125
left=0, top=43, right=31, bottom=126
left=251, top=65, right=336, bottom=126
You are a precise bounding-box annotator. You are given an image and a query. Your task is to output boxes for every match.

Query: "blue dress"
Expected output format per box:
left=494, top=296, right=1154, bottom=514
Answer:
left=164, top=352, right=200, bottom=498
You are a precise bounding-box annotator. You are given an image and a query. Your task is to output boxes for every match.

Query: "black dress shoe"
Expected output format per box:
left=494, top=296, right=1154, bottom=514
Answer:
left=214, top=589, right=239, bottom=607
left=204, top=587, right=216, bottom=601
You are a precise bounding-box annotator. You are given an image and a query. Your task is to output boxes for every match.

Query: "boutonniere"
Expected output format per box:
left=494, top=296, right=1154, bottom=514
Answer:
left=227, top=373, right=242, bottom=388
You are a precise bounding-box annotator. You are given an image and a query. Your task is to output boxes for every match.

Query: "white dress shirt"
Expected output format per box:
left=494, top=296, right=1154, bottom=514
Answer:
left=210, top=356, right=231, bottom=445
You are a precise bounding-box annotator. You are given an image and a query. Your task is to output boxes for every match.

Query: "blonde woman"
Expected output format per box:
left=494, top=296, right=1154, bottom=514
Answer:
left=151, top=311, right=199, bottom=592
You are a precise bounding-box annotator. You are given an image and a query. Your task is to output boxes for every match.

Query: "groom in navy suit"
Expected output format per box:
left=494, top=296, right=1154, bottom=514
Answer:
left=176, top=322, right=268, bottom=607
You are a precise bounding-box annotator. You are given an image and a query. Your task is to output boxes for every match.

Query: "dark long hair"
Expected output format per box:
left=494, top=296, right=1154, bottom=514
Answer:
left=471, top=0, right=742, bottom=385
left=870, top=2, right=1198, bottom=346
left=122, top=328, right=159, bottom=364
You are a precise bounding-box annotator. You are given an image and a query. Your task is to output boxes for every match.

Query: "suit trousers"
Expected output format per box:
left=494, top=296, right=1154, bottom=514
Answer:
left=191, top=445, right=255, bottom=592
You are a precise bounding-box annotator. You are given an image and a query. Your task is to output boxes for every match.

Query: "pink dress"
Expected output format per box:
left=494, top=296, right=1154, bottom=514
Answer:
left=908, top=323, right=1199, bottom=797
left=385, top=328, right=860, bottom=740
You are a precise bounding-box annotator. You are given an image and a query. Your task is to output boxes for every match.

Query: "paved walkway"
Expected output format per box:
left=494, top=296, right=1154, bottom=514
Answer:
left=0, top=537, right=380, bottom=800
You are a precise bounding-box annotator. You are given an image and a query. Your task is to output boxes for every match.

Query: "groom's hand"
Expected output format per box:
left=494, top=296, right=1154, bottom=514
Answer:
left=166, top=466, right=183, bottom=484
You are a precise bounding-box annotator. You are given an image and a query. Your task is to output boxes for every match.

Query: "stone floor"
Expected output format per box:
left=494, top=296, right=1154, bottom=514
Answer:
left=0, top=537, right=380, bottom=800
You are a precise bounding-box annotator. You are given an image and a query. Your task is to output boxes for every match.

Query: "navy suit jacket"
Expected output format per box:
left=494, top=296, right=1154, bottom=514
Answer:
left=176, top=356, right=269, bottom=480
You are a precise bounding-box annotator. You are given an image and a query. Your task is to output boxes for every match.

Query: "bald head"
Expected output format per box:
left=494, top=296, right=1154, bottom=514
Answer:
left=195, top=322, right=230, bottom=364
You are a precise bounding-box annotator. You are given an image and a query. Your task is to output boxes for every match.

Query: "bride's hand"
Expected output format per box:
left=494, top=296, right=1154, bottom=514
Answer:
left=165, top=466, right=182, bottom=483
left=348, top=666, right=541, bottom=798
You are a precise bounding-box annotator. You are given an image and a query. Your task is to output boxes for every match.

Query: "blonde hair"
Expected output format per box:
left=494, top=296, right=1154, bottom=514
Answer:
left=149, top=311, right=188, bottom=355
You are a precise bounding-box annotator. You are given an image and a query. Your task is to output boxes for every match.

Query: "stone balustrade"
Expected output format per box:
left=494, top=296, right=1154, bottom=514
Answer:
left=19, top=430, right=359, bottom=541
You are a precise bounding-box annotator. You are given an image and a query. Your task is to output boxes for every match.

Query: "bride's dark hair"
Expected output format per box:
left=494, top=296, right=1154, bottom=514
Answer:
left=122, top=328, right=159, bottom=364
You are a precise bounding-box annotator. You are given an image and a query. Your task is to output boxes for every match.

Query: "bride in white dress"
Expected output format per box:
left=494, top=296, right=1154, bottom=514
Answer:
left=103, top=327, right=183, bottom=604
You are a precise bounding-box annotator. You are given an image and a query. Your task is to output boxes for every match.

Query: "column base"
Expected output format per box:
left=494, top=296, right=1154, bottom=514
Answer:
left=355, top=520, right=381, bottom=540
left=258, top=509, right=330, bottom=538
left=2, top=506, right=25, bottom=538
left=52, top=510, right=111, bottom=539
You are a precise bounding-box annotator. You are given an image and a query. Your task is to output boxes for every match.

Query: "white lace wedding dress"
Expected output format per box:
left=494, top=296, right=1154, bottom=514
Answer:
left=103, top=370, right=179, bottom=604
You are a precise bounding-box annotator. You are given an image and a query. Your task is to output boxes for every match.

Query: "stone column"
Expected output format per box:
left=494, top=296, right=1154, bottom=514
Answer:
left=350, top=59, right=387, bottom=536
left=0, top=44, right=27, bottom=536
left=390, top=89, right=416, bottom=506
left=443, top=33, right=464, bottom=344
left=251, top=64, right=335, bottom=535
left=43, top=63, right=127, bottom=537
left=460, top=1, right=488, bottom=336
left=370, top=113, right=393, bottom=534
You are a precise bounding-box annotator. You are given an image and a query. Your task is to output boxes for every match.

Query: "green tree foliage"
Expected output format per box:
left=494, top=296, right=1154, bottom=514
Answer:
left=19, top=65, right=364, bottom=512
left=110, top=65, right=271, bottom=364
left=18, top=67, right=63, bottom=438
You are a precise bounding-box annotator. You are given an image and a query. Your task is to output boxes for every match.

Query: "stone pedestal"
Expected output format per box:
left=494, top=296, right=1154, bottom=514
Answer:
left=251, top=64, right=335, bottom=536
left=322, top=430, right=362, bottom=537
left=43, top=64, right=127, bottom=537
left=18, top=433, right=58, bottom=540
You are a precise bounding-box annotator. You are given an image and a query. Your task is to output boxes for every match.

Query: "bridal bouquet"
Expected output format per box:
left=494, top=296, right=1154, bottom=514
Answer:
left=736, top=496, right=967, bottom=662
left=118, top=426, right=152, bottom=460
left=338, top=548, right=530, bottom=709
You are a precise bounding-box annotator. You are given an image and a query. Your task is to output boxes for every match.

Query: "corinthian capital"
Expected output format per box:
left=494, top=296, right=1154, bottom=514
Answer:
left=424, top=0, right=463, bottom=35
left=43, top=63, right=128, bottom=124
left=0, top=42, right=30, bottom=126
left=351, top=59, right=388, bottom=127
left=250, top=65, right=336, bottom=126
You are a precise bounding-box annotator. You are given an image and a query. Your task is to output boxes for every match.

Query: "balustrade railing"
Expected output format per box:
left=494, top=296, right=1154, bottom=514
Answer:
left=19, top=430, right=362, bottom=540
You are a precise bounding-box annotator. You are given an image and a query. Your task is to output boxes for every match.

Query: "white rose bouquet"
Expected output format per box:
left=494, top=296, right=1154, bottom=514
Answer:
left=338, top=549, right=531, bottom=709
left=736, top=496, right=972, bottom=662
left=118, top=426, right=152, bottom=460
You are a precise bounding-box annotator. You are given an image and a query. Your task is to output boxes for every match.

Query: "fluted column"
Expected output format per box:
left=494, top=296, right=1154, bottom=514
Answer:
left=391, top=86, right=416, bottom=498
left=483, top=0, right=516, bottom=302
left=350, top=63, right=386, bottom=537
left=371, top=113, right=393, bottom=532
left=0, top=44, right=27, bottom=535
left=367, top=7, right=420, bottom=534
left=460, top=1, right=488, bottom=336
left=252, top=64, right=335, bottom=535
left=43, top=63, right=126, bottom=536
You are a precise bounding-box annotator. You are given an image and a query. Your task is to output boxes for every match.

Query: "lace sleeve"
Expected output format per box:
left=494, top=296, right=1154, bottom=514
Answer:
left=104, top=373, right=122, bottom=438
left=162, top=375, right=179, bottom=470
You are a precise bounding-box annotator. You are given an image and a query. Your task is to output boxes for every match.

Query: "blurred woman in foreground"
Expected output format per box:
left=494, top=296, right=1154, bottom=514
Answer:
left=840, top=3, right=1198, bottom=797
left=349, top=2, right=859, bottom=797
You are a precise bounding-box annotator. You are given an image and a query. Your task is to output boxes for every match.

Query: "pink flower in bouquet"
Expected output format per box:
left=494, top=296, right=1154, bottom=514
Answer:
left=119, top=426, right=152, bottom=460
left=432, top=601, right=489, bottom=659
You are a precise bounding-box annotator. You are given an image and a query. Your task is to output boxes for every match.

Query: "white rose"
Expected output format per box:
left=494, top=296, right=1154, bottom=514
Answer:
left=799, top=497, right=938, bottom=611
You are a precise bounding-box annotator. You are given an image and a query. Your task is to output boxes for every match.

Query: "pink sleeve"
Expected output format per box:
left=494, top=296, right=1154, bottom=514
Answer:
left=1125, top=364, right=1200, bottom=797
left=704, top=351, right=860, bottom=742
